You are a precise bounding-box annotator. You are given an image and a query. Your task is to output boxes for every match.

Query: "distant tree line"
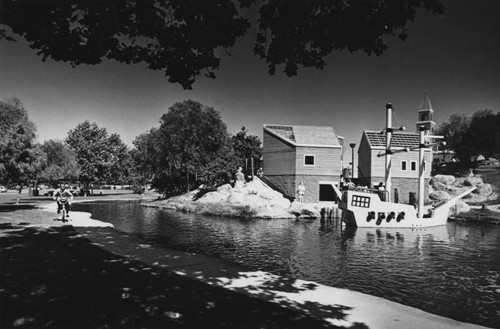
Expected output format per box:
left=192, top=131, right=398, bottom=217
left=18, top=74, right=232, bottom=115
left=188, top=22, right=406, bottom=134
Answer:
left=0, top=97, right=262, bottom=199
left=436, top=109, right=500, bottom=165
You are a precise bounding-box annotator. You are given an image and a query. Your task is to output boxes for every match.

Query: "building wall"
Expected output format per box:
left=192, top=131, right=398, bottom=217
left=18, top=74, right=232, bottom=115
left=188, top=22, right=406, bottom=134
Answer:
left=370, top=150, right=432, bottom=179
left=295, top=175, right=340, bottom=203
left=263, top=131, right=296, bottom=175
left=263, top=130, right=343, bottom=202
left=265, top=174, right=296, bottom=199
left=362, top=142, right=432, bottom=204
left=371, top=176, right=430, bottom=204
left=295, top=146, right=342, bottom=176
left=357, top=134, right=373, bottom=183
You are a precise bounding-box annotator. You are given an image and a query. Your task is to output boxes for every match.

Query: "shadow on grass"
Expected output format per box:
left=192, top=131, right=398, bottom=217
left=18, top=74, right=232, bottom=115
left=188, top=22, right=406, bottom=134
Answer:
left=0, top=224, right=366, bottom=329
left=0, top=205, right=37, bottom=212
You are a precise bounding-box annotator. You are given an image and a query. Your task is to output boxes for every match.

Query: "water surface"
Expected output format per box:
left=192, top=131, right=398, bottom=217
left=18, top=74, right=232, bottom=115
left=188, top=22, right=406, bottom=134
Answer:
left=72, top=201, right=500, bottom=328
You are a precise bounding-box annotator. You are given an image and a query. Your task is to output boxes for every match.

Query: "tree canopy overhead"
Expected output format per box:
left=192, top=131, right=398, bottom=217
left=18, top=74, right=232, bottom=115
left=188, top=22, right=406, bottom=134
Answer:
left=0, top=0, right=444, bottom=89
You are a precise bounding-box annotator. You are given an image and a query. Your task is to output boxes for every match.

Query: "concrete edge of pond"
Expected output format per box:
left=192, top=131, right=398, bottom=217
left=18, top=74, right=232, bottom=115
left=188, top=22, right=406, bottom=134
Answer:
left=0, top=201, right=492, bottom=329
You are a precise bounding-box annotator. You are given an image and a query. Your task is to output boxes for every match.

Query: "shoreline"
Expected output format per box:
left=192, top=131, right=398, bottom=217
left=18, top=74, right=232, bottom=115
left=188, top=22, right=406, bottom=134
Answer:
left=0, top=194, right=492, bottom=328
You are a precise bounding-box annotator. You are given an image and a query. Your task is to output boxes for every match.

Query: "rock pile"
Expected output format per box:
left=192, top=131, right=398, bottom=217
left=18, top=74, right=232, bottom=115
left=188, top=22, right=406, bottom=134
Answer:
left=144, top=178, right=322, bottom=219
left=429, top=174, right=496, bottom=215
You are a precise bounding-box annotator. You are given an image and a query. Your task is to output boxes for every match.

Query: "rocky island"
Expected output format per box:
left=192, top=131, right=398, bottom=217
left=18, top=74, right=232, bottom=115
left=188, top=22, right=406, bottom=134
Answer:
left=144, top=178, right=322, bottom=219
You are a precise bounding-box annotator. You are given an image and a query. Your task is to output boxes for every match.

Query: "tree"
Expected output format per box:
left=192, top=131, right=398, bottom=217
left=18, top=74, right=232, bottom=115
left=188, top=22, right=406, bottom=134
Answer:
left=0, top=0, right=444, bottom=89
left=39, top=139, right=80, bottom=186
left=0, top=97, right=42, bottom=201
left=133, top=100, right=237, bottom=195
left=106, top=133, right=132, bottom=185
left=130, top=128, right=161, bottom=190
left=436, top=113, right=472, bottom=163
left=468, top=110, right=500, bottom=160
left=231, top=126, right=262, bottom=176
left=65, top=121, right=114, bottom=189
left=436, top=110, right=500, bottom=164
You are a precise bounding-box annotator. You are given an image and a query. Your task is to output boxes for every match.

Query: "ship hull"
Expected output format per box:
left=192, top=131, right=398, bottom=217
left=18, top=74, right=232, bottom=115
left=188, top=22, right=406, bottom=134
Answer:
left=339, top=189, right=450, bottom=228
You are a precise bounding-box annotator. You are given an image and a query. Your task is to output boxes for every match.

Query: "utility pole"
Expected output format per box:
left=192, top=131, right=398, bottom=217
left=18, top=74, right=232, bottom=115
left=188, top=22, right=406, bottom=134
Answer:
left=349, top=143, right=356, bottom=179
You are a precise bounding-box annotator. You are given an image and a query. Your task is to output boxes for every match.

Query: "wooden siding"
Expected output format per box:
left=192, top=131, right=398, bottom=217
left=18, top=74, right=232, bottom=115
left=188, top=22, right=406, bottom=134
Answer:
left=295, top=146, right=342, bottom=176
left=263, top=131, right=296, bottom=175
left=370, top=149, right=432, bottom=178
left=357, top=134, right=372, bottom=179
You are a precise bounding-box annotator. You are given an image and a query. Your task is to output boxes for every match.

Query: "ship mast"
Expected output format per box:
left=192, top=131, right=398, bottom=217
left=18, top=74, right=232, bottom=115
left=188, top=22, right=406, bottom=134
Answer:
left=418, top=127, right=426, bottom=218
left=384, top=103, right=393, bottom=202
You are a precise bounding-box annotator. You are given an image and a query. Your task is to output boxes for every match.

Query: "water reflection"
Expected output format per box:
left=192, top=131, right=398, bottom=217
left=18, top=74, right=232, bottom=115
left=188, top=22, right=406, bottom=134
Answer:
left=72, top=201, right=500, bottom=328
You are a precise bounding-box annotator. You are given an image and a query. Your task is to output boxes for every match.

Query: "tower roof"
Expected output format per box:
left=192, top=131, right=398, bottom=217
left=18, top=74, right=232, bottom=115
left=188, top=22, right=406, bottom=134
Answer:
left=420, top=92, right=433, bottom=111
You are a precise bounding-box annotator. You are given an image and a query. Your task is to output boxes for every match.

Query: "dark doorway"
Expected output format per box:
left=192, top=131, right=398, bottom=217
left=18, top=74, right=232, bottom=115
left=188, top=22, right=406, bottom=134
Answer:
left=319, top=184, right=336, bottom=201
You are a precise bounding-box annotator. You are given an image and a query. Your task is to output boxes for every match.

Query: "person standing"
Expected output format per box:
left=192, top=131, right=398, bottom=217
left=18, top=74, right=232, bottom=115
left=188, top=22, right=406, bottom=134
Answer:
left=297, top=182, right=306, bottom=203
left=377, top=182, right=386, bottom=201
left=234, top=167, right=245, bottom=189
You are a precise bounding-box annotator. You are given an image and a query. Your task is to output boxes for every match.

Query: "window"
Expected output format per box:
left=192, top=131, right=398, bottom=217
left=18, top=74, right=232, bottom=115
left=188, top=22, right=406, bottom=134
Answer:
left=411, top=161, right=417, bottom=171
left=352, top=195, right=371, bottom=208
left=304, top=155, right=315, bottom=166
left=401, top=160, right=407, bottom=171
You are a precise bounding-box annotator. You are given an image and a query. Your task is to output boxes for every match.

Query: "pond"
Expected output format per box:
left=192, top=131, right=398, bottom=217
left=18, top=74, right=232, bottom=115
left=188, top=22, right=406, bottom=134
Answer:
left=72, top=201, right=500, bottom=328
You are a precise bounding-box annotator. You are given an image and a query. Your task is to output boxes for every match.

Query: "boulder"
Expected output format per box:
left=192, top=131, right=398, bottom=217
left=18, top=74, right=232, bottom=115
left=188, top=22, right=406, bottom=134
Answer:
left=473, top=183, right=492, bottom=196
left=289, top=202, right=321, bottom=218
left=464, top=176, right=483, bottom=187
left=452, top=177, right=466, bottom=187
left=449, top=200, right=470, bottom=216
left=217, top=184, right=233, bottom=195
left=428, top=191, right=450, bottom=201
left=430, top=180, right=448, bottom=191
left=430, top=175, right=456, bottom=186
left=444, top=185, right=469, bottom=198
left=227, top=190, right=245, bottom=204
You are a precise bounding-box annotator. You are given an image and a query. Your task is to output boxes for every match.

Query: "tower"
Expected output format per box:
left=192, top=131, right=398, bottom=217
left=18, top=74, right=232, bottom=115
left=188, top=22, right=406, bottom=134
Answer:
left=416, top=92, right=435, bottom=132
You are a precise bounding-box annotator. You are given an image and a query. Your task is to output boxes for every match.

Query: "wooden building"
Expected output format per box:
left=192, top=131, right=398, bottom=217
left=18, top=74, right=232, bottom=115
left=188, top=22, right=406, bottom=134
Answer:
left=262, top=124, right=343, bottom=203
left=357, top=131, right=432, bottom=204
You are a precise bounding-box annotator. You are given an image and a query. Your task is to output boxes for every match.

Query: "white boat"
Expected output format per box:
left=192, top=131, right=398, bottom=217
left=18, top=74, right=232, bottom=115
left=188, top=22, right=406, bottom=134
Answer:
left=338, top=103, right=475, bottom=228
left=338, top=186, right=474, bottom=228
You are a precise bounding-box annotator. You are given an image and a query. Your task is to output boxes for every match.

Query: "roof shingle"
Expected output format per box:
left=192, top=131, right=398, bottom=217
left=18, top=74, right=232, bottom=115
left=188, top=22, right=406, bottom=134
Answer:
left=364, top=131, right=420, bottom=149
left=264, top=124, right=341, bottom=147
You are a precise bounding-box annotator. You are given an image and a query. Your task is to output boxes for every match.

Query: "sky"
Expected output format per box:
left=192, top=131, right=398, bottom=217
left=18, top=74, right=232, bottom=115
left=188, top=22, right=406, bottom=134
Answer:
left=1, top=0, right=499, bottom=164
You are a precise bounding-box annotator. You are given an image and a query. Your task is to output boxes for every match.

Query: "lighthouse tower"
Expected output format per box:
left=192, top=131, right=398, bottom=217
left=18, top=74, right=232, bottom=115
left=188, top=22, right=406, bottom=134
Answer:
left=416, top=92, right=435, bottom=132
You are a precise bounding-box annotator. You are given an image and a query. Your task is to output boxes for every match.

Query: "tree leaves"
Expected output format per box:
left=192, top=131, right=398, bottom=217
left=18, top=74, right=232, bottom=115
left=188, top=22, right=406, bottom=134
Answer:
left=132, top=100, right=237, bottom=195
left=65, top=121, right=130, bottom=184
left=0, top=97, right=40, bottom=185
left=39, top=140, right=80, bottom=185
left=0, top=0, right=444, bottom=89
left=436, top=110, right=500, bottom=163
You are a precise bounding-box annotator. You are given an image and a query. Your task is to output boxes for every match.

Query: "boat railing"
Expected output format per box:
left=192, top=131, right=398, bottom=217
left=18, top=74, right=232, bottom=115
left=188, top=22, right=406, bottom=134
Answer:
left=344, top=186, right=379, bottom=194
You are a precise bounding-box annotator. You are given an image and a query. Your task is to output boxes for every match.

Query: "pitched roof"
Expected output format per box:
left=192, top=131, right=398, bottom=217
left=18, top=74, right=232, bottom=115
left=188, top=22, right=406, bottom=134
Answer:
left=364, top=130, right=420, bottom=149
left=420, top=92, right=433, bottom=111
left=264, top=124, right=341, bottom=148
